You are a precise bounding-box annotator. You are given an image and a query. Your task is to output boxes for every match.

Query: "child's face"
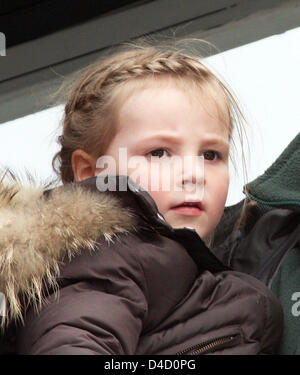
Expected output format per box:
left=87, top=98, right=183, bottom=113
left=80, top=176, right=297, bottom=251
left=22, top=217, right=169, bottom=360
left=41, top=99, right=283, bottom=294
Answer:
left=97, top=83, right=230, bottom=240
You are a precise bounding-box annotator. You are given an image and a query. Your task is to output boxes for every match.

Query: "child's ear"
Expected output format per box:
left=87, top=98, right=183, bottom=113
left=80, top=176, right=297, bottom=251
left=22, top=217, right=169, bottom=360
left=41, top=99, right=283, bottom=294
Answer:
left=72, top=149, right=97, bottom=182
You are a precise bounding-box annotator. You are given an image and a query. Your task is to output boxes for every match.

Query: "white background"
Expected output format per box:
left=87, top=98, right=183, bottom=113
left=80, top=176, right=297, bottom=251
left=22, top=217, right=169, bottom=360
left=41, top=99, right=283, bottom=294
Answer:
left=0, top=27, right=299, bottom=206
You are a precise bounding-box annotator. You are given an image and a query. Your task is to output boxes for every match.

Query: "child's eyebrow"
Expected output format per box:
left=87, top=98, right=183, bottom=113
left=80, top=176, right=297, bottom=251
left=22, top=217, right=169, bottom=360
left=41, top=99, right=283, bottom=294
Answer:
left=201, top=136, right=229, bottom=149
left=139, top=134, right=182, bottom=145
left=139, top=134, right=229, bottom=148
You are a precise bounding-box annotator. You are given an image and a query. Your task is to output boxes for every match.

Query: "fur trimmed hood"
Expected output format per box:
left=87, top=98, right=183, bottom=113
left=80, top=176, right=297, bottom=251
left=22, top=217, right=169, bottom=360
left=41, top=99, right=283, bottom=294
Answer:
left=0, top=175, right=138, bottom=327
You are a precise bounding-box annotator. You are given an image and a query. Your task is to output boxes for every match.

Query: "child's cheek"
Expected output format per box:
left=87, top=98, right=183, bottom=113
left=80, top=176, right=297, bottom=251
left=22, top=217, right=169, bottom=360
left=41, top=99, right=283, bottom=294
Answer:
left=142, top=166, right=169, bottom=213
left=211, top=172, right=229, bottom=216
left=138, top=162, right=166, bottom=192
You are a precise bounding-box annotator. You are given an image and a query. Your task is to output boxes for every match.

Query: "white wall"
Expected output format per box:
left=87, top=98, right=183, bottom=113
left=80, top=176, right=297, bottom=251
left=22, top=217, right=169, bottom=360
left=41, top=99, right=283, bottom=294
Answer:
left=0, top=26, right=299, bottom=206
left=206, top=26, right=300, bottom=205
left=0, top=105, right=64, bottom=183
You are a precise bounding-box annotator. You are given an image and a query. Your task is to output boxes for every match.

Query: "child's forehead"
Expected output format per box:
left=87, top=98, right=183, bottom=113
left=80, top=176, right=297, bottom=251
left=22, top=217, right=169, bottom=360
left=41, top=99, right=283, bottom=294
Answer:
left=111, top=78, right=230, bottom=143
left=114, top=76, right=231, bottom=129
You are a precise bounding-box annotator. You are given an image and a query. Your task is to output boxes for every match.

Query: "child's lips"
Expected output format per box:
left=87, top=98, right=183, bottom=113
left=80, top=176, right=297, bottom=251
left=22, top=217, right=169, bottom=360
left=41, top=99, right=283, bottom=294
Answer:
left=171, top=202, right=203, bottom=216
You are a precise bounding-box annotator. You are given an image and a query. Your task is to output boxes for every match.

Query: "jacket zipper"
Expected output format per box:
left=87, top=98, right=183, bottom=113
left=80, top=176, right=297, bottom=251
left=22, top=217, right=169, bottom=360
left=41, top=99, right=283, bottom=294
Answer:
left=176, top=334, right=237, bottom=355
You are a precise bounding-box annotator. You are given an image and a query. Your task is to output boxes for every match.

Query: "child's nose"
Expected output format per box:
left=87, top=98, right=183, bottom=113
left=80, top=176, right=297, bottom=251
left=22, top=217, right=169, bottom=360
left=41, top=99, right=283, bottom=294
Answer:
left=182, top=155, right=204, bottom=183
left=175, top=155, right=205, bottom=196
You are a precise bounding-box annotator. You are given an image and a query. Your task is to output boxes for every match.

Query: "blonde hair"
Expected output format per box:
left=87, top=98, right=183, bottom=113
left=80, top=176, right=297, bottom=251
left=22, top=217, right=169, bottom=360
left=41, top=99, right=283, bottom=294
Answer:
left=52, top=42, right=251, bottom=243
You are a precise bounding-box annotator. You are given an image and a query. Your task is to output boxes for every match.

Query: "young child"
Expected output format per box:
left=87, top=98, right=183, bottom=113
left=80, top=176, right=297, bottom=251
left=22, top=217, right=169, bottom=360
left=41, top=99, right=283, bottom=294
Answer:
left=0, top=45, right=283, bottom=355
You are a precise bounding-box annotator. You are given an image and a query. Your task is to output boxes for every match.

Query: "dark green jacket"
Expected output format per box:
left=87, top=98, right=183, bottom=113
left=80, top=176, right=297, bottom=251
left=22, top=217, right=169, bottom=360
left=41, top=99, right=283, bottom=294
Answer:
left=213, top=132, right=300, bottom=354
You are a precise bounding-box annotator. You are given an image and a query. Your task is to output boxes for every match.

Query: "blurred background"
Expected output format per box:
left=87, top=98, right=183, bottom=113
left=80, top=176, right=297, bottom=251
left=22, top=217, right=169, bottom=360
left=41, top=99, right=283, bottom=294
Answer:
left=0, top=0, right=299, bottom=205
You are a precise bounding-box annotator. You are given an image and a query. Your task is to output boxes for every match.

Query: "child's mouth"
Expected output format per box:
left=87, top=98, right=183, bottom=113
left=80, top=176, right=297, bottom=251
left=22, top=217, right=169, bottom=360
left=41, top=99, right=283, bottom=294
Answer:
left=171, top=202, right=203, bottom=216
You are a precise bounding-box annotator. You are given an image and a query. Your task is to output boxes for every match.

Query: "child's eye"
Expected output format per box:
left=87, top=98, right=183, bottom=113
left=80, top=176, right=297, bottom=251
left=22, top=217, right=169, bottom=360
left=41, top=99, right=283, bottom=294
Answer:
left=202, top=150, right=220, bottom=161
left=148, top=149, right=168, bottom=158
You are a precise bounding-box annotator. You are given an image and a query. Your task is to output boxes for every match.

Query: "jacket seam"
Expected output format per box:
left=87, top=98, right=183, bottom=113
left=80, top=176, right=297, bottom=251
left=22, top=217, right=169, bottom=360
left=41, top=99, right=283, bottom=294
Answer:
left=131, top=245, right=150, bottom=326
left=248, top=193, right=300, bottom=208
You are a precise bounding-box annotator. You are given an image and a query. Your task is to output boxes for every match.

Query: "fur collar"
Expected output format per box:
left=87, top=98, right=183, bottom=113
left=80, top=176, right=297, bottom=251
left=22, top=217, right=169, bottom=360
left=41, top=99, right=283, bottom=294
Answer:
left=0, top=175, right=138, bottom=327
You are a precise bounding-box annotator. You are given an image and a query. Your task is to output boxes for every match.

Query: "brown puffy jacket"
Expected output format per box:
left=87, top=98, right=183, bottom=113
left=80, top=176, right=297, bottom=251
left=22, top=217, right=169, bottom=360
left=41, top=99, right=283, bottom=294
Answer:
left=0, top=175, right=283, bottom=354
